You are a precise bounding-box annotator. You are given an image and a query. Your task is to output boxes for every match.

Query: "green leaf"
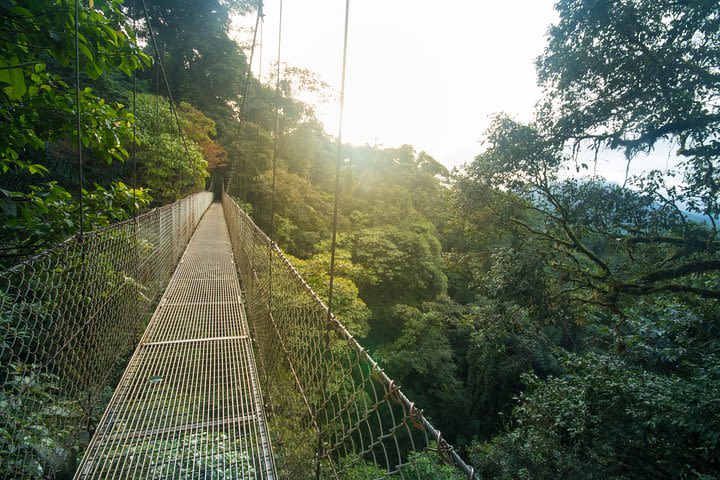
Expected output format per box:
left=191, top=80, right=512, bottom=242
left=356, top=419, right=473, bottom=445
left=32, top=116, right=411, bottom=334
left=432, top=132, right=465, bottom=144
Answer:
left=77, top=42, right=94, bottom=62
left=27, top=164, right=48, bottom=176
left=86, top=60, right=103, bottom=79
left=0, top=57, right=27, bottom=100
left=0, top=58, right=11, bottom=84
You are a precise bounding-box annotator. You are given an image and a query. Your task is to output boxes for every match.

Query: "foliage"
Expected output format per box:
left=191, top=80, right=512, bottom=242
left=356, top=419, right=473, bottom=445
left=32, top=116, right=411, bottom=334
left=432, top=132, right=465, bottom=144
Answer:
left=446, top=2, right=720, bottom=475
left=0, top=0, right=156, bottom=265
left=178, top=102, right=227, bottom=170
left=336, top=456, right=387, bottom=480
left=103, top=431, right=255, bottom=478
left=133, top=93, right=208, bottom=204
left=337, top=449, right=464, bottom=480
left=266, top=373, right=317, bottom=480
left=0, top=181, right=150, bottom=263
left=402, top=449, right=466, bottom=480
left=465, top=115, right=720, bottom=317
left=136, top=0, right=255, bottom=137
left=0, top=292, right=83, bottom=479
left=469, top=352, right=720, bottom=480
left=538, top=0, right=720, bottom=217
left=252, top=168, right=332, bottom=258
left=0, top=0, right=150, bottom=174
left=378, top=301, right=468, bottom=437
left=0, top=363, right=83, bottom=480
left=464, top=300, right=562, bottom=439
left=349, top=225, right=447, bottom=336
left=288, top=248, right=370, bottom=338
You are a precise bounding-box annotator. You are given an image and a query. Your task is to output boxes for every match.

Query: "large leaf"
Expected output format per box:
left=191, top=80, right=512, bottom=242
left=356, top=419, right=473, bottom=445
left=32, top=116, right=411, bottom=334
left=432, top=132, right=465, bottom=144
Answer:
left=0, top=57, right=27, bottom=100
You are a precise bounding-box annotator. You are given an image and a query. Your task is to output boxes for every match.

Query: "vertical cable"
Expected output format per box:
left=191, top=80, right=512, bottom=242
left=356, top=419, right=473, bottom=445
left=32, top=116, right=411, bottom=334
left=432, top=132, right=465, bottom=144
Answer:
left=318, top=1, right=351, bottom=477
left=75, top=0, right=84, bottom=236
left=269, top=0, right=283, bottom=241
left=75, top=0, right=91, bottom=433
left=253, top=19, right=264, bottom=199
left=132, top=0, right=138, bottom=218
left=155, top=59, right=159, bottom=131
left=267, top=1, right=283, bottom=419
left=263, top=5, right=284, bottom=454
left=234, top=0, right=264, bottom=200
left=327, top=0, right=350, bottom=364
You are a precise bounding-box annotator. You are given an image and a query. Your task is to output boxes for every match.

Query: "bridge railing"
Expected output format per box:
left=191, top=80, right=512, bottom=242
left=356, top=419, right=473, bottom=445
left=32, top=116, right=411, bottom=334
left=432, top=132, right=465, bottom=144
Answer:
left=0, top=191, right=213, bottom=479
left=223, top=192, right=476, bottom=479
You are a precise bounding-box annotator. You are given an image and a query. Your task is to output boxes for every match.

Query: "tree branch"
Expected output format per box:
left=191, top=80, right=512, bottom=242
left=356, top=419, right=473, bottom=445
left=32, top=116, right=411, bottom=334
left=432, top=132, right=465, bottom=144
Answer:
left=639, top=259, right=720, bottom=284
left=0, top=61, right=42, bottom=71
left=617, top=282, right=720, bottom=300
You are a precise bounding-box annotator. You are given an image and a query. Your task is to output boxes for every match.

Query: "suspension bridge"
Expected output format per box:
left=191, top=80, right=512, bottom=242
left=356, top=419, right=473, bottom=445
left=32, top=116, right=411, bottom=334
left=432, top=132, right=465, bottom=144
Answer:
left=1, top=0, right=478, bottom=478
left=1, top=190, right=476, bottom=479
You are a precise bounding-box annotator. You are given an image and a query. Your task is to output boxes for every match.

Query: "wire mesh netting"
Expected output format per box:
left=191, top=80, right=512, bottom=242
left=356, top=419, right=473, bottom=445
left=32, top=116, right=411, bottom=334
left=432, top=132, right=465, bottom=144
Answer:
left=74, top=203, right=275, bottom=479
left=0, top=192, right=213, bottom=479
left=223, top=193, right=477, bottom=480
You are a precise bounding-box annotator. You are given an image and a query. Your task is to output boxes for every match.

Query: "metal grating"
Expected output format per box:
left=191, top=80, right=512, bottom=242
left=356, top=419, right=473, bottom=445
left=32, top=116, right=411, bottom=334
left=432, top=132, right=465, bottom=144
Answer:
left=75, top=203, right=276, bottom=479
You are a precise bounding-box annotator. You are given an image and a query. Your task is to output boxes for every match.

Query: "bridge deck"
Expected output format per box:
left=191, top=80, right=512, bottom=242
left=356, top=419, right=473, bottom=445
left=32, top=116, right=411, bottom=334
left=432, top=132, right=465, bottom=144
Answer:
left=76, top=203, right=275, bottom=479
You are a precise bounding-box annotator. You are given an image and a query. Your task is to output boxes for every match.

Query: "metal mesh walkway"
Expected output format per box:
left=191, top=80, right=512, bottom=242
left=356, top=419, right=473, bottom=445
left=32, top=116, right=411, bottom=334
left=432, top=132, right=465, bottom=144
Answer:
left=75, top=203, right=275, bottom=479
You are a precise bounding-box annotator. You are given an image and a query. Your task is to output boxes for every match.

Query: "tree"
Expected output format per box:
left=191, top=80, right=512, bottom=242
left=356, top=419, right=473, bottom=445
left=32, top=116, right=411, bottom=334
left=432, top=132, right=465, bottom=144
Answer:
left=457, top=1, right=720, bottom=476
left=250, top=168, right=333, bottom=258
left=378, top=301, right=468, bottom=440
left=136, top=0, right=255, bottom=137
left=288, top=248, right=370, bottom=338
left=537, top=0, right=720, bottom=223
left=468, top=351, right=720, bottom=479
left=458, top=0, right=720, bottom=343
left=0, top=0, right=149, bottom=174
left=349, top=225, right=447, bottom=339
left=0, top=0, right=151, bottom=260
left=133, top=94, right=208, bottom=204
left=178, top=102, right=227, bottom=170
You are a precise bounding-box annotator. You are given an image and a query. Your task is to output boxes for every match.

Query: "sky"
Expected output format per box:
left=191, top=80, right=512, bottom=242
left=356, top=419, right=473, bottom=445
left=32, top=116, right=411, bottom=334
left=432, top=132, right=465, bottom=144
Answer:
left=233, top=1, right=678, bottom=178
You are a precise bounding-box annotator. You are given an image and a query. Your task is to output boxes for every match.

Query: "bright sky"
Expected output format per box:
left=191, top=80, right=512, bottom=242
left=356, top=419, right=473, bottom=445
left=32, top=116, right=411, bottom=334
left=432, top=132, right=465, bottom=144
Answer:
left=233, top=1, right=558, bottom=170
left=233, top=1, right=678, bottom=179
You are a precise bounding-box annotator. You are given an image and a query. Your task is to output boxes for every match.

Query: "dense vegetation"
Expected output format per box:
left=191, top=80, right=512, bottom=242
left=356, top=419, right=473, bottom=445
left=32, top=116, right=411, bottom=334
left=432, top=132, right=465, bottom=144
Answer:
left=1, top=0, right=719, bottom=478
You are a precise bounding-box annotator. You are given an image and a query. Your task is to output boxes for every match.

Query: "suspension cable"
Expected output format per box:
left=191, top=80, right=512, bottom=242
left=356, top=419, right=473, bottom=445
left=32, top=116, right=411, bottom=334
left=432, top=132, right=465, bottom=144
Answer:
left=267, top=0, right=284, bottom=398
left=74, top=0, right=84, bottom=236
left=253, top=18, right=264, bottom=198
left=327, top=0, right=350, bottom=349
left=232, top=0, right=263, bottom=198
left=131, top=0, right=137, bottom=218
left=240, top=1, right=264, bottom=128
left=155, top=50, right=160, bottom=195
left=317, top=1, right=351, bottom=477
left=269, top=0, right=283, bottom=242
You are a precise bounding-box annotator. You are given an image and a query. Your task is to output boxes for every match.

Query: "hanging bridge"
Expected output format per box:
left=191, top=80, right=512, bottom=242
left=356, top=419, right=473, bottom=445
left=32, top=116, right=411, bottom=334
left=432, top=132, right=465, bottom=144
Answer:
left=1, top=0, right=478, bottom=477
left=1, top=190, right=477, bottom=479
